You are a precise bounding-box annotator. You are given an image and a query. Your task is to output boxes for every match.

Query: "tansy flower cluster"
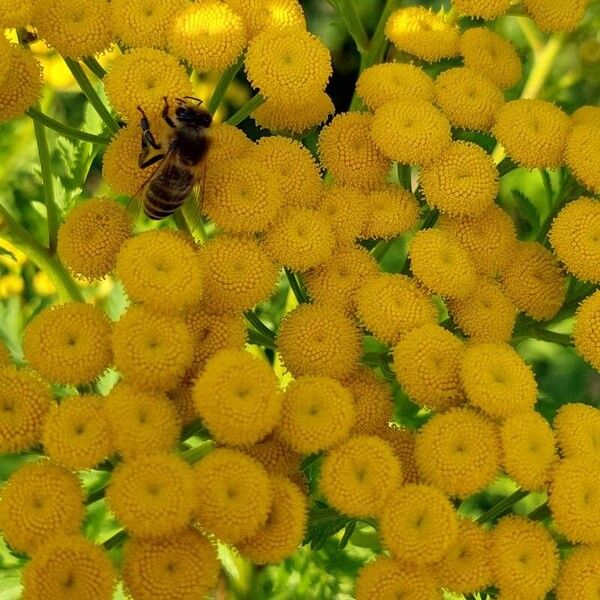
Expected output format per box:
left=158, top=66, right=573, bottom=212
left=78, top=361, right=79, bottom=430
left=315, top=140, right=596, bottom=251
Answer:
left=0, top=0, right=599, bottom=598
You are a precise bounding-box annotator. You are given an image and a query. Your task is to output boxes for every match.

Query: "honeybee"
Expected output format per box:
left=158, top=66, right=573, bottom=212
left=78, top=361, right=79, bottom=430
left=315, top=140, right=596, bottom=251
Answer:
left=136, top=96, right=212, bottom=220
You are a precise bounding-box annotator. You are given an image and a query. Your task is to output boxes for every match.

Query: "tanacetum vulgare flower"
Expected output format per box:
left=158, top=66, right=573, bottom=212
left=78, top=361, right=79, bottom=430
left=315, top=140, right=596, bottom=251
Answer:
left=167, top=380, right=196, bottom=426
left=169, top=1, right=246, bottom=72
left=193, top=448, right=272, bottom=544
left=277, top=304, right=361, bottom=379
left=356, top=273, right=437, bottom=345
left=33, top=0, right=112, bottom=59
left=574, top=291, right=600, bottom=371
left=58, top=198, right=132, bottom=281
left=0, top=37, right=12, bottom=87
left=107, top=454, right=195, bottom=538
left=460, top=28, right=522, bottom=90
left=238, top=475, right=307, bottom=564
left=0, top=460, right=84, bottom=554
left=409, top=228, right=476, bottom=299
left=371, top=99, right=452, bottom=166
left=385, top=6, right=460, bottom=62
left=242, top=436, right=302, bottom=478
left=225, top=0, right=305, bottom=40
left=376, top=425, right=420, bottom=484
left=493, top=99, right=571, bottom=169
left=203, top=157, right=282, bottom=234
left=318, top=113, right=392, bottom=191
left=0, top=46, right=42, bottom=124
left=491, top=516, right=559, bottom=600
left=500, top=241, right=566, bottom=320
left=122, top=528, right=219, bottom=600
left=278, top=376, right=355, bottom=454
left=522, top=0, right=589, bottom=32
left=554, top=402, right=600, bottom=459
left=572, top=105, right=600, bottom=126
left=461, top=343, right=537, bottom=419
left=565, top=123, right=600, bottom=193
left=0, top=367, right=51, bottom=453
left=104, top=48, right=193, bottom=123
left=103, top=383, right=180, bottom=459
left=549, top=457, right=600, bottom=543
left=201, top=235, right=279, bottom=313
left=42, top=395, right=112, bottom=470
left=23, top=303, right=112, bottom=386
left=361, top=185, right=420, bottom=240
left=112, top=305, right=193, bottom=392
left=380, top=484, right=458, bottom=564
left=0, top=0, right=33, bottom=28
left=356, top=62, right=434, bottom=111
left=0, top=340, right=11, bottom=367
left=357, top=558, right=438, bottom=600
left=245, top=27, right=331, bottom=99
left=320, top=435, right=401, bottom=517
left=556, top=545, right=600, bottom=600
left=205, top=123, right=255, bottom=173
left=193, top=349, right=281, bottom=447
left=453, top=0, right=511, bottom=18
left=501, top=411, right=557, bottom=490
left=22, top=535, right=115, bottom=600
left=319, top=186, right=368, bottom=246
left=393, top=323, right=465, bottom=411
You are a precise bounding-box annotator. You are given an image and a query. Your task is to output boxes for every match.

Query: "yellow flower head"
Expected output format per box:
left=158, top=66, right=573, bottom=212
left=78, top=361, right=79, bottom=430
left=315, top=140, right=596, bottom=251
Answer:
left=501, top=411, right=557, bottom=490
left=500, top=241, right=566, bottom=320
left=103, top=382, right=180, bottom=459
left=494, top=99, right=571, bottom=169
left=205, top=122, right=255, bottom=173
left=0, top=367, right=51, bottom=453
left=42, top=395, right=112, bottom=470
left=376, top=425, right=420, bottom=484
left=438, top=204, right=517, bottom=276
left=204, top=157, right=282, bottom=234
left=549, top=196, right=600, bottom=282
left=522, top=0, right=589, bottom=32
left=263, top=208, right=335, bottom=271
left=194, top=348, right=281, bottom=447
left=556, top=545, right=600, bottom=600
left=122, top=528, right=219, bottom=600
left=461, top=343, right=537, bottom=419
left=434, top=67, right=504, bottom=131
left=112, top=305, right=193, bottom=392
left=385, top=7, right=460, bottom=62
left=225, top=0, right=305, bottom=40
left=111, top=0, right=187, bottom=49
left=200, top=235, right=279, bottom=313
left=318, top=112, right=392, bottom=191
left=356, top=557, right=438, bottom=600
left=416, top=407, right=500, bottom=498
left=170, top=1, right=246, bottom=72
left=58, top=198, right=132, bottom=281
left=23, top=303, right=112, bottom=386
left=0, top=340, right=11, bottom=367
left=117, top=229, right=204, bottom=314
left=193, top=448, right=272, bottom=544
left=107, top=453, right=195, bottom=538
left=572, top=105, right=600, bottom=127
left=362, top=185, right=420, bottom=240
left=22, top=534, right=115, bottom=600
left=0, top=0, right=33, bottom=27
left=277, top=304, right=361, bottom=379
left=356, top=62, right=435, bottom=112
left=0, top=460, right=84, bottom=554
left=252, top=89, right=334, bottom=135
left=245, top=27, right=331, bottom=99
left=320, top=435, right=401, bottom=517
left=409, top=228, right=476, bottom=298
left=252, top=136, right=322, bottom=210
left=554, top=402, right=600, bottom=460
left=241, top=435, right=302, bottom=478
left=356, top=273, right=437, bottom=345
left=380, top=483, right=458, bottom=564
left=491, top=516, right=559, bottom=599
left=238, top=475, right=307, bottom=564
left=0, top=37, right=12, bottom=86
left=318, top=186, right=368, bottom=246
left=278, top=376, right=355, bottom=454
left=460, top=28, right=522, bottom=90
left=447, top=279, right=517, bottom=343
left=420, top=141, right=499, bottom=217
left=167, top=380, right=196, bottom=426
left=371, top=99, right=452, bottom=166
left=0, top=46, right=42, bottom=124
left=574, top=291, right=600, bottom=371
left=33, top=0, right=112, bottom=58
left=392, top=323, right=465, bottom=411
left=104, top=48, right=193, bottom=123
left=453, top=0, right=511, bottom=18
left=565, top=123, right=600, bottom=193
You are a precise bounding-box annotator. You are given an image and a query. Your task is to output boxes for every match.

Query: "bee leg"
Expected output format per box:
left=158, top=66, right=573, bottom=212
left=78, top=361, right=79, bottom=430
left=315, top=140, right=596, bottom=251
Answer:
left=162, top=97, right=176, bottom=128
left=137, top=106, right=161, bottom=150
left=138, top=152, right=166, bottom=169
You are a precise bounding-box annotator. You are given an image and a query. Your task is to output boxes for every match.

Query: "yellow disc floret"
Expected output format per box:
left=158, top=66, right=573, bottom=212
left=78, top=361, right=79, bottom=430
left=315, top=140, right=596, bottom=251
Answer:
left=0, top=0, right=33, bottom=28
left=241, top=436, right=302, bottom=479
left=376, top=425, right=420, bottom=484
left=0, top=46, right=42, bottom=124
left=554, top=402, right=600, bottom=459
left=556, top=545, right=600, bottom=600
left=574, top=291, right=600, bottom=371
left=318, top=186, right=368, bottom=246
left=565, top=123, right=600, bottom=193
left=522, top=0, right=589, bottom=32
left=453, top=0, right=511, bottom=18
left=205, top=122, right=255, bottom=173
left=0, top=340, right=11, bottom=367
left=225, top=0, right=305, bottom=39
left=362, top=185, right=420, bottom=240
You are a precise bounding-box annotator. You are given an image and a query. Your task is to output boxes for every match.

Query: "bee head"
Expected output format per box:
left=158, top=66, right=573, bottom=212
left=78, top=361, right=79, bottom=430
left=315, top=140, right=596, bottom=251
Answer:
left=174, top=97, right=212, bottom=128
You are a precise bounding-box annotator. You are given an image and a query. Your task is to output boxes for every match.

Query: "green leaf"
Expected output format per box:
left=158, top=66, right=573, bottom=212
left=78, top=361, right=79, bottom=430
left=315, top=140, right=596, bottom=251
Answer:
left=339, top=520, right=356, bottom=549
left=511, top=189, right=539, bottom=231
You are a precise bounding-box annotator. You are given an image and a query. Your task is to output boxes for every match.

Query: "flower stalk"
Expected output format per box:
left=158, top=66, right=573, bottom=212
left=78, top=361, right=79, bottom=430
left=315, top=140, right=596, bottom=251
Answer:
left=225, top=92, right=265, bottom=126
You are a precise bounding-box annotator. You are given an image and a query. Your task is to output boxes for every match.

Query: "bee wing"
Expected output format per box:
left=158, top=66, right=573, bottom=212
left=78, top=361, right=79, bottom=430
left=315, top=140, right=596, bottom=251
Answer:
left=179, top=161, right=208, bottom=240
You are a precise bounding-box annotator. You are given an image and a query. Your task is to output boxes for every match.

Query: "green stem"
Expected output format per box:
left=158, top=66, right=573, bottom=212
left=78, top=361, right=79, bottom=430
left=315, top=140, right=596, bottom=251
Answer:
left=247, top=329, right=277, bottom=350
left=337, top=0, right=370, bottom=54
left=244, top=310, right=276, bottom=341
left=27, top=107, right=112, bottom=145
left=208, top=55, right=244, bottom=115
left=172, top=210, right=192, bottom=237
left=181, top=440, right=214, bottom=464
left=475, top=488, right=529, bottom=524
left=102, top=529, right=128, bottom=551
left=397, top=163, right=412, bottom=191
left=520, top=33, right=565, bottom=100
left=0, top=206, right=83, bottom=302
left=64, top=58, right=120, bottom=134
left=517, top=16, right=544, bottom=55
left=285, top=267, right=309, bottom=304
left=362, top=0, right=401, bottom=69
left=497, top=156, right=518, bottom=177
left=85, top=486, right=106, bottom=505
left=82, top=56, right=107, bottom=79
left=371, top=238, right=395, bottom=262
left=519, top=328, right=573, bottom=346
left=225, top=92, right=265, bottom=127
